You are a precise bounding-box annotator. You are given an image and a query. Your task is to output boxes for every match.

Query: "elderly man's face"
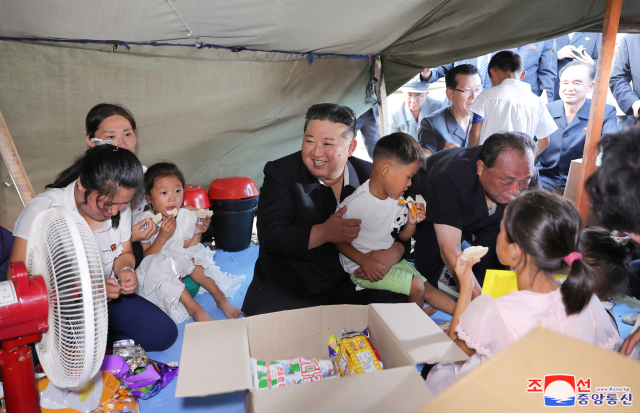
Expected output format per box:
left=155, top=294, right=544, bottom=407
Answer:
left=301, top=119, right=356, bottom=182
left=477, top=149, right=535, bottom=204
left=404, top=91, right=428, bottom=113
left=560, top=65, right=594, bottom=105
left=447, top=74, right=482, bottom=113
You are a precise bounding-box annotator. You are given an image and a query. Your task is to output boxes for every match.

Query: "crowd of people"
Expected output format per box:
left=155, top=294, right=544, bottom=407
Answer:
left=4, top=32, right=640, bottom=394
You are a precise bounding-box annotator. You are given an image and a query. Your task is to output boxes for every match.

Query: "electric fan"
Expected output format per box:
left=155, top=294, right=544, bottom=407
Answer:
left=0, top=205, right=109, bottom=413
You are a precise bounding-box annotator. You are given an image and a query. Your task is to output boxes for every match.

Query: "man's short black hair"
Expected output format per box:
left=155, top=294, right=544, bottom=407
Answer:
left=587, top=128, right=640, bottom=234
left=479, top=131, right=537, bottom=169
left=559, top=60, right=596, bottom=82
left=488, top=51, right=523, bottom=74
left=445, top=64, right=480, bottom=90
left=304, top=103, right=356, bottom=139
left=373, top=132, right=425, bottom=166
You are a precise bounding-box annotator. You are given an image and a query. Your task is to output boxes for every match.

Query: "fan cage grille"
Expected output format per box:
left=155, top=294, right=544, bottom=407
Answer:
left=29, top=207, right=108, bottom=389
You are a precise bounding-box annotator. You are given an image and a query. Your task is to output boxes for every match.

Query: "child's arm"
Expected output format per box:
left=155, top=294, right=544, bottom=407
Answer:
left=143, top=215, right=176, bottom=257
left=398, top=203, right=426, bottom=241
left=448, top=253, right=481, bottom=357
left=335, top=243, right=386, bottom=282
left=183, top=216, right=210, bottom=248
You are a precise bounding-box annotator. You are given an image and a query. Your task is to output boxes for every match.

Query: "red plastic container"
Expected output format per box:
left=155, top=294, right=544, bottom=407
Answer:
left=208, top=177, right=259, bottom=200
left=183, top=184, right=212, bottom=209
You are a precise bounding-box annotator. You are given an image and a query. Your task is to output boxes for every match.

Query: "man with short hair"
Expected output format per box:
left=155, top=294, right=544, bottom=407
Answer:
left=538, top=61, right=619, bottom=193
left=506, top=40, right=556, bottom=103
left=242, top=103, right=407, bottom=316
left=410, top=132, right=540, bottom=296
left=419, top=64, right=482, bottom=155
left=555, top=32, right=601, bottom=101
left=469, top=51, right=557, bottom=154
left=389, top=77, right=446, bottom=141
left=610, top=34, right=640, bottom=127
left=586, top=128, right=640, bottom=355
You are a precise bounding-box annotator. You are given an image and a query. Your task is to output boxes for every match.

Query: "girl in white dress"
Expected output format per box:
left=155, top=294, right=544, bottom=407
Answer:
left=426, top=191, right=621, bottom=395
left=135, top=163, right=242, bottom=322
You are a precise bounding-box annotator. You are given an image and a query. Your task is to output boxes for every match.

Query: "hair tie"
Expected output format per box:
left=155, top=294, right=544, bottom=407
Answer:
left=564, top=252, right=583, bottom=267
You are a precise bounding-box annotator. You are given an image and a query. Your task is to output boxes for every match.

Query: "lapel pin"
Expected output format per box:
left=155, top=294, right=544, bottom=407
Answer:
left=585, top=37, right=590, bottom=41
left=531, top=45, right=537, bottom=50
left=584, top=127, right=588, bottom=131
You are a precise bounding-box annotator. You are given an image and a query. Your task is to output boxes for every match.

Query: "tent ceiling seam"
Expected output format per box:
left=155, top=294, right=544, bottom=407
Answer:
left=165, top=0, right=203, bottom=47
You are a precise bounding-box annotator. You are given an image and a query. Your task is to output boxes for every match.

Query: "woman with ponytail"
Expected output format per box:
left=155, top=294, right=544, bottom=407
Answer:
left=426, top=190, right=621, bottom=395
left=9, top=145, right=178, bottom=352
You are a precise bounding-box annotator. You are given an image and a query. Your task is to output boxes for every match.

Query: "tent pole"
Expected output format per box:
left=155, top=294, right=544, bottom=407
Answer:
left=376, top=59, right=388, bottom=137
left=575, top=0, right=623, bottom=226
left=0, top=109, right=35, bottom=206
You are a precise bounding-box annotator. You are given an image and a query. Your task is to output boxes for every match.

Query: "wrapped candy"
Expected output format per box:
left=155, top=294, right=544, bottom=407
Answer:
left=250, top=357, right=336, bottom=390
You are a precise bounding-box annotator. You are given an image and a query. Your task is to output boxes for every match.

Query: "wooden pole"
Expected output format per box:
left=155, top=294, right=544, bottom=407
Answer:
left=575, top=0, right=623, bottom=225
left=0, top=109, right=35, bottom=206
left=375, top=58, right=388, bottom=137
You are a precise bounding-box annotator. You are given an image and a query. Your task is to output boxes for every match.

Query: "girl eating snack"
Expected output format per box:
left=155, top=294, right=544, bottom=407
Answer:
left=136, top=162, right=242, bottom=321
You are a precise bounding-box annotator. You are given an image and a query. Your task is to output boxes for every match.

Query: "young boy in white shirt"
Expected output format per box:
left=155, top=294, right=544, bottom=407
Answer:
left=469, top=51, right=557, bottom=155
left=336, top=132, right=456, bottom=315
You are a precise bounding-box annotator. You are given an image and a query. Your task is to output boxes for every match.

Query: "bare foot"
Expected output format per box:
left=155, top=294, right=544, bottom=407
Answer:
left=217, top=299, right=242, bottom=319
left=422, top=305, right=437, bottom=316
left=192, top=307, right=213, bottom=322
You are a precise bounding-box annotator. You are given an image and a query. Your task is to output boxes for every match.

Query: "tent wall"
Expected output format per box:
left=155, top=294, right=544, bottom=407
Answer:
left=0, top=40, right=372, bottom=229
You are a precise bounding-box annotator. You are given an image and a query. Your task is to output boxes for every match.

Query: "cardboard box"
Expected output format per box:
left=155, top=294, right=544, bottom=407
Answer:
left=176, top=303, right=469, bottom=412
left=419, top=327, right=640, bottom=412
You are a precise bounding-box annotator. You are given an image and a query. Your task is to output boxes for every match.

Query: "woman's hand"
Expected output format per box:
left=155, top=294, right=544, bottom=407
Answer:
left=196, top=216, right=211, bottom=234
left=454, top=253, right=480, bottom=290
left=620, top=328, right=640, bottom=356
left=105, top=278, right=122, bottom=299
left=131, top=218, right=158, bottom=242
left=119, top=268, right=138, bottom=294
left=158, top=215, right=177, bottom=241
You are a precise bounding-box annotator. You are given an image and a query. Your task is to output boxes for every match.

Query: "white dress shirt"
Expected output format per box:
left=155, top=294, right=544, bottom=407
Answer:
left=470, top=78, right=557, bottom=144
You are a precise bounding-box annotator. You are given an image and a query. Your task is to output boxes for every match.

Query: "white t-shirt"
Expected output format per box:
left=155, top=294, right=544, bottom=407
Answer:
left=469, top=78, right=558, bottom=144
left=13, top=181, right=132, bottom=278
left=337, top=180, right=408, bottom=273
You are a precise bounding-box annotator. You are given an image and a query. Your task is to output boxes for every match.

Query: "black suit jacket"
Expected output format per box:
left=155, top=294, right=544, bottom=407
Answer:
left=242, top=152, right=374, bottom=316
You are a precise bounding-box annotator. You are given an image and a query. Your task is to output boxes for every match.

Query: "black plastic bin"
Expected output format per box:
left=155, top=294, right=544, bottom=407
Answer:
left=210, top=198, right=258, bottom=252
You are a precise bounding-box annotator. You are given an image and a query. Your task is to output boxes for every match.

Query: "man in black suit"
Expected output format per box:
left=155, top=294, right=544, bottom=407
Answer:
left=242, top=103, right=407, bottom=316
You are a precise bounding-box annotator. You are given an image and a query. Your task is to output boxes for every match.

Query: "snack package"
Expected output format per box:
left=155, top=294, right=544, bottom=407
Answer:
left=112, top=340, right=150, bottom=373
left=250, top=357, right=336, bottom=390
left=92, top=386, right=140, bottom=413
left=101, top=355, right=179, bottom=400
left=398, top=197, right=420, bottom=221
left=329, top=327, right=383, bottom=377
left=38, top=371, right=121, bottom=413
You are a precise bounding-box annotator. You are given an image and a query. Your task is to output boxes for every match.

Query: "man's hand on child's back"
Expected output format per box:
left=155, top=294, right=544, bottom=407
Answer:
left=361, top=256, right=386, bottom=282
left=323, top=206, right=361, bottom=244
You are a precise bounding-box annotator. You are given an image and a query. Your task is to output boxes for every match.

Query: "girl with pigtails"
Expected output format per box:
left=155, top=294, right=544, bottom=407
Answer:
left=426, top=190, right=621, bottom=395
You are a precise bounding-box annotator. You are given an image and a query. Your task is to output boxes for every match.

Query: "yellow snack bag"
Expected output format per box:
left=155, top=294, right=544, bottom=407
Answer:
left=336, top=334, right=382, bottom=377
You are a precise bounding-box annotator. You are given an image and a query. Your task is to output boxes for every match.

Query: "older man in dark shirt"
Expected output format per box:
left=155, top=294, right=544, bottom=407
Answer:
left=242, top=104, right=406, bottom=316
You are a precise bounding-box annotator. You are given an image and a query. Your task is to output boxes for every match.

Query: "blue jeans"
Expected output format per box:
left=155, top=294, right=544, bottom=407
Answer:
left=108, top=293, right=178, bottom=352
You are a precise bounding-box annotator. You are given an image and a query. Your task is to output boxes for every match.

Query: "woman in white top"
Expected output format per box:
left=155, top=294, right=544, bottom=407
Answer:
left=9, top=145, right=178, bottom=351
left=84, top=103, right=157, bottom=264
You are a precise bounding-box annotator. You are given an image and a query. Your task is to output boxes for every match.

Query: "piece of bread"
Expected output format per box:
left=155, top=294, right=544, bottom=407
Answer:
left=196, top=209, right=213, bottom=218
left=151, top=213, right=163, bottom=224
left=461, top=246, right=489, bottom=261
left=168, top=208, right=178, bottom=217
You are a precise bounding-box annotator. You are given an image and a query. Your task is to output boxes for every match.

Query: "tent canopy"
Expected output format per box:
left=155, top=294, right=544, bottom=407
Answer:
left=0, top=0, right=637, bottom=228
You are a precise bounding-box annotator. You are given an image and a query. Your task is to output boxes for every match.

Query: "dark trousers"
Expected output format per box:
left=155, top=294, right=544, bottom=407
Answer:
left=108, top=293, right=178, bottom=352
left=414, top=222, right=504, bottom=288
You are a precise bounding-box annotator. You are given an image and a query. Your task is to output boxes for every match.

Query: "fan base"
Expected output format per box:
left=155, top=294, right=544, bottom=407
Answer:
left=0, top=333, right=42, bottom=413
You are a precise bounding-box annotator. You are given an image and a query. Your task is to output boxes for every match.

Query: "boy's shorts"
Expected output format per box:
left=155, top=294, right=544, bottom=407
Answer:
left=349, top=259, right=427, bottom=296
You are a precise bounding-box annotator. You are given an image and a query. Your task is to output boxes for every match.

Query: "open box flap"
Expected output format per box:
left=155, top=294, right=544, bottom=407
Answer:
left=419, top=327, right=640, bottom=412
left=371, top=303, right=469, bottom=364
left=176, top=319, right=252, bottom=397
left=251, top=365, right=432, bottom=413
